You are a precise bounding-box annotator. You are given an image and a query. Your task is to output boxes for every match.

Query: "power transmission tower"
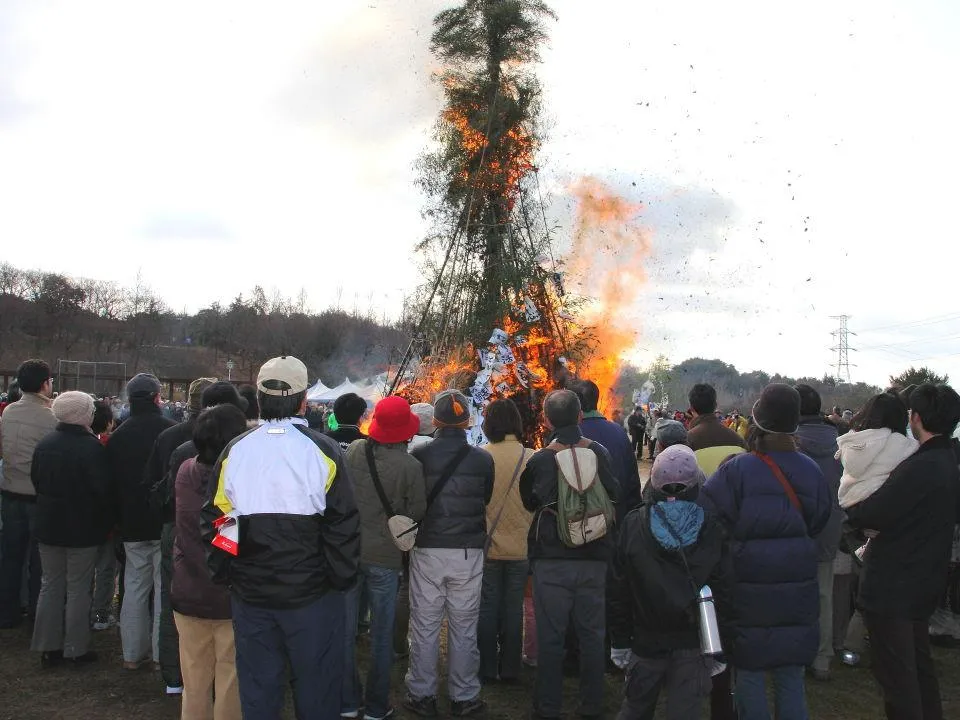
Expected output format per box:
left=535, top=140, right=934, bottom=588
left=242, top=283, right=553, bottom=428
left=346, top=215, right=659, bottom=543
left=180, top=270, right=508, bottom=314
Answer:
left=830, top=315, right=857, bottom=383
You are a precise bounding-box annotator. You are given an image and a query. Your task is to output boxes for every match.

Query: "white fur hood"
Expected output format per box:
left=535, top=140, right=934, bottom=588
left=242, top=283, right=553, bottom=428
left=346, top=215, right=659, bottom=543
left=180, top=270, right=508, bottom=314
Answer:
left=835, top=428, right=918, bottom=508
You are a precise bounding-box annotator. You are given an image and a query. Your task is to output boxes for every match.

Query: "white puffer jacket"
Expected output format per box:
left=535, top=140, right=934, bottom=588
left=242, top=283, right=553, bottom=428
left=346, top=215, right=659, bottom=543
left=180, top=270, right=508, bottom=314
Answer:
left=835, top=428, right=918, bottom=508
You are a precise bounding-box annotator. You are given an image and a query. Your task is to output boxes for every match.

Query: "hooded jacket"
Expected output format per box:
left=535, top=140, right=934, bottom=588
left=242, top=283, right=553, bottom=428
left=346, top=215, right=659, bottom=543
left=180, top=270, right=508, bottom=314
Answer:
left=702, top=450, right=831, bottom=670
left=346, top=438, right=427, bottom=570
left=835, top=428, right=918, bottom=509
left=519, top=425, right=621, bottom=563
left=846, top=435, right=959, bottom=619
left=412, top=427, right=494, bottom=549
left=795, top=416, right=845, bottom=561
left=106, top=398, right=176, bottom=542
left=608, top=499, right=734, bottom=657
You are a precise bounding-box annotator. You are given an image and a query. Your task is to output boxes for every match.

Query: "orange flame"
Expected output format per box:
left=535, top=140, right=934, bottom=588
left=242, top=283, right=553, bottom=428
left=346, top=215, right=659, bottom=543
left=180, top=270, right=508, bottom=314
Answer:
left=566, top=177, right=652, bottom=414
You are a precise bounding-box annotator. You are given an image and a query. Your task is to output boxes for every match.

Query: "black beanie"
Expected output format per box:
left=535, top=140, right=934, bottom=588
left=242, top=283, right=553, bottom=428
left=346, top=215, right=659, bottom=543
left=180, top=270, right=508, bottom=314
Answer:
left=202, top=381, right=248, bottom=412
left=752, top=383, right=801, bottom=434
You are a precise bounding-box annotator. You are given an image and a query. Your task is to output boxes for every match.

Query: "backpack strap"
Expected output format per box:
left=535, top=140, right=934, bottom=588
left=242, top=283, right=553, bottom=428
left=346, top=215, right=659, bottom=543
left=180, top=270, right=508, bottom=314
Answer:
left=754, top=452, right=801, bottom=512
left=425, top=445, right=472, bottom=508
left=364, top=440, right=396, bottom=517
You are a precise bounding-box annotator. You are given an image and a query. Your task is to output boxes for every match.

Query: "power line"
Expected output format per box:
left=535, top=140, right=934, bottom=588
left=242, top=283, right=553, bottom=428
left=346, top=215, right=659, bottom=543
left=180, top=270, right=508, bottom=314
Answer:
left=856, top=312, right=960, bottom=335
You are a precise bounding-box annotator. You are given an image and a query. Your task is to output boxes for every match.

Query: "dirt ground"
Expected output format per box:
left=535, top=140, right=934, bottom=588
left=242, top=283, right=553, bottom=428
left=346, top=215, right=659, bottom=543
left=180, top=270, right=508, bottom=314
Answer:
left=2, top=617, right=960, bottom=719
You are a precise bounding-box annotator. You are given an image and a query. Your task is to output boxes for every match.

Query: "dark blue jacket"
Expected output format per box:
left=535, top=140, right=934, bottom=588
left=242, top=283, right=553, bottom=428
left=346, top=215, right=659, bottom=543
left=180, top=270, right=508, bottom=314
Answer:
left=795, top=417, right=844, bottom=562
left=702, top=450, right=831, bottom=670
left=580, top=414, right=642, bottom=522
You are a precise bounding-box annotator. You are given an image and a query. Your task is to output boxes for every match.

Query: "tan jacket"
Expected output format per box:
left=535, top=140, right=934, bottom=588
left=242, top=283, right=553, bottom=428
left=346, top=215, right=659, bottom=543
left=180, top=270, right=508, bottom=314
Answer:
left=484, top=436, right=534, bottom=561
left=0, top=393, right=57, bottom=497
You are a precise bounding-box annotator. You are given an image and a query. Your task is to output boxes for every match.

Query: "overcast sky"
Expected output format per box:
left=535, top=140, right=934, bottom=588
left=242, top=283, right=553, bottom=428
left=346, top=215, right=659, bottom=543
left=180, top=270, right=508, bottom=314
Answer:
left=2, top=0, right=958, bottom=387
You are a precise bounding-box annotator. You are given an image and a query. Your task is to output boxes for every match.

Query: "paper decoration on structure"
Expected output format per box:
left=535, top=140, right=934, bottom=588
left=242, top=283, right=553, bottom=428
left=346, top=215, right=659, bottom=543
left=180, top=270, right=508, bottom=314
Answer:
left=514, top=334, right=527, bottom=346
left=515, top=362, right=531, bottom=388
left=470, top=383, right=492, bottom=407
left=495, top=381, right=511, bottom=395
left=551, top=272, right=566, bottom=297
left=489, top=328, right=509, bottom=345
left=496, top=345, right=516, bottom=365
left=523, top=298, right=541, bottom=322
left=478, top=349, right=496, bottom=369
left=557, top=310, right=575, bottom=321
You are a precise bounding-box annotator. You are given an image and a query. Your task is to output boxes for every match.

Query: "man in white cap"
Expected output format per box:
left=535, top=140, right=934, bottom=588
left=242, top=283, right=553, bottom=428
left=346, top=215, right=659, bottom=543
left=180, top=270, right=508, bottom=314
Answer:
left=201, top=356, right=360, bottom=720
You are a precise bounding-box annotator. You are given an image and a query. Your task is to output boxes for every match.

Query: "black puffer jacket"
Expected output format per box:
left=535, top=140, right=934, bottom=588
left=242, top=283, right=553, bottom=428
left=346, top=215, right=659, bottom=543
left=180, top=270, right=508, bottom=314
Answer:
left=31, top=424, right=114, bottom=547
left=519, top=425, right=621, bottom=563
left=106, top=399, right=176, bottom=542
left=412, top=427, right=494, bottom=549
left=795, top=416, right=844, bottom=562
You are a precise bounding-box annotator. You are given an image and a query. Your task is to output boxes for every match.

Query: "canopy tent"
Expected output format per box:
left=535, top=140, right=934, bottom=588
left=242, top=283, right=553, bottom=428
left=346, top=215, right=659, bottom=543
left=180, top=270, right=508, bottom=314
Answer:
left=305, top=379, right=330, bottom=402
left=310, top=377, right=367, bottom=403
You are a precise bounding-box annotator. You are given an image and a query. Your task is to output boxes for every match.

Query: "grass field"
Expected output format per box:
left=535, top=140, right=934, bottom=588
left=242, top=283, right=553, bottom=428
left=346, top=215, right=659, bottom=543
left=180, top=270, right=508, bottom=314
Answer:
left=1, top=618, right=959, bottom=719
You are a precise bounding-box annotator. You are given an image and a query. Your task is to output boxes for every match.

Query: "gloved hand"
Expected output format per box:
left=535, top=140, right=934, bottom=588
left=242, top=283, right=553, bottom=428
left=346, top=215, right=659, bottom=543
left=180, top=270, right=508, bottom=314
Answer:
left=610, top=647, right=633, bottom=670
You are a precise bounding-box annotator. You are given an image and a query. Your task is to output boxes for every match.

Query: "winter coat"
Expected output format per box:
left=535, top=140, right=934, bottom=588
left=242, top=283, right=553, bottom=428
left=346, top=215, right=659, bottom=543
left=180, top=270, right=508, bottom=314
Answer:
left=201, top=418, right=360, bottom=609
left=581, top=413, right=643, bottom=522
left=172, top=458, right=231, bottom=619
left=846, top=435, right=960, bottom=620
left=796, top=417, right=845, bottom=562
left=145, top=418, right=195, bottom=524
left=106, top=399, right=176, bottom=542
left=688, top=415, right=746, bottom=478
left=407, top=434, right=434, bottom=454
left=519, top=425, right=622, bottom=563
left=346, top=438, right=427, bottom=570
left=626, top=412, right=646, bottom=440
left=702, top=450, right=831, bottom=670
left=0, top=393, right=57, bottom=498
left=31, top=423, right=114, bottom=547
left=484, top=436, right=534, bottom=561
left=835, top=428, right=918, bottom=509
left=608, top=499, right=735, bottom=657
left=412, top=427, right=494, bottom=549
left=327, top=425, right=365, bottom=453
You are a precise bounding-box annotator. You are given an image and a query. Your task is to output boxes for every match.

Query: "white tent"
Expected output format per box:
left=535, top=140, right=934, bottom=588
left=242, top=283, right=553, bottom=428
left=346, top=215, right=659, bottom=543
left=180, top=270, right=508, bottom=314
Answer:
left=311, top=377, right=366, bottom=402
left=305, top=379, right=330, bottom=402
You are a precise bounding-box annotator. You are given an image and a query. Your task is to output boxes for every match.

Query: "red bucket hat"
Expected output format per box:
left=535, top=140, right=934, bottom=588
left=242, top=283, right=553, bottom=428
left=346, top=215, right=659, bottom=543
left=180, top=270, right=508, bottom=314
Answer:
left=367, top=396, right=421, bottom=444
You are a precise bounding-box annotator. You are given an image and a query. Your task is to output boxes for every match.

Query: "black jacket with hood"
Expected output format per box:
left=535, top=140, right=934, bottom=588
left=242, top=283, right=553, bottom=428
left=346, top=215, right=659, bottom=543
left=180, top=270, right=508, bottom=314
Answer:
left=608, top=495, right=735, bottom=657
left=795, top=416, right=844, bottom=562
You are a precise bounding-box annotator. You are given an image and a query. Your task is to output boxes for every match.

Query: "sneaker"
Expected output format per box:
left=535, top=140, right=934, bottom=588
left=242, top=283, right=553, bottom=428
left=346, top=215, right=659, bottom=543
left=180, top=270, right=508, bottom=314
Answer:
left=450, top=697, right=486, bottom=717
left=402, top=694, right=438, bottom=717
left=92, top=612, right=117, bottom=631
left=840, top=649, right=860, bottom=666
left=341, top=712, right=359, bottom=719
left=40, top=650, right=64, bottom=669
left=166, top=686, right=184, bottom=696
left=363, top=709, right=395, bottom=720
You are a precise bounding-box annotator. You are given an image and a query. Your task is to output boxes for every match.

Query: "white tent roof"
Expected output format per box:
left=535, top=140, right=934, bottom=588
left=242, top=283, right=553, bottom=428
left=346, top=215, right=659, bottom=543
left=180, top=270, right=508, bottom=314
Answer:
left=305, top=379, right=330, bottom=402
left=311, top=377, right=365, bottom=402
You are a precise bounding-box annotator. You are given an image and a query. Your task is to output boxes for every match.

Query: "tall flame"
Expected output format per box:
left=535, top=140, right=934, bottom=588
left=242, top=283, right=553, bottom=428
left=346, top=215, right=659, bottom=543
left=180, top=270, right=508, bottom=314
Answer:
left=566, top=177, right=652, bottom=413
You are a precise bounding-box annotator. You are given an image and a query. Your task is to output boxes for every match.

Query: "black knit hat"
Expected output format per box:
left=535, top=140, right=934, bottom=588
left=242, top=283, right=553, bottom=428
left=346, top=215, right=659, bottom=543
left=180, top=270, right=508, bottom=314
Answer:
left=752, top=383, right=801, bottom=434
left=201, top=381, right=248, bottom=412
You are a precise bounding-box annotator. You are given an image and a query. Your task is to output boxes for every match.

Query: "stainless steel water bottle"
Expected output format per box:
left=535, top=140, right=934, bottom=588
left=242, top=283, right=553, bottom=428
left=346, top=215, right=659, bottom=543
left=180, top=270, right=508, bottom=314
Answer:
left=698, top=585, right=723, bottom=656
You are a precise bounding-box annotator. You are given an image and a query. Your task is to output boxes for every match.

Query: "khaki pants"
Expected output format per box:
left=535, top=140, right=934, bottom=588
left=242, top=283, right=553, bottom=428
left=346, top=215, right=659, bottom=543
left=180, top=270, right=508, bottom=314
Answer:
left=174, top=612, right=240, bottom=720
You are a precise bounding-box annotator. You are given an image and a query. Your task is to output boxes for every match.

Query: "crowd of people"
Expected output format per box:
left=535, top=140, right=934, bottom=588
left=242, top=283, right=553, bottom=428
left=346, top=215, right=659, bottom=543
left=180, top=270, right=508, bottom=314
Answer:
left=1, top=356, right=960, bottom=720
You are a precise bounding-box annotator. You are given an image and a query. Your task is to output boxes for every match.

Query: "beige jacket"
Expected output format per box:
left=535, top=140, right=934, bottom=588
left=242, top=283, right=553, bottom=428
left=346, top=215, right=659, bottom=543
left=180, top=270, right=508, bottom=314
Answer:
left=0, top=393, right=57, bottom=497
left=484, top=436, right=534, bottom=561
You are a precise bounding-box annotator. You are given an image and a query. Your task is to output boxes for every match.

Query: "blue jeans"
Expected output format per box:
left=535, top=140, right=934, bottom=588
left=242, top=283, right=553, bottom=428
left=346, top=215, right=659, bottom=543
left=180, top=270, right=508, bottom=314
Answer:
left=478, top=559, right=528, bottom=680
left=0, top=496, right=41, bottom=627
left=232, top=592, right=344, bottom=720
left=735, top=665, right=808, bottom=720
left=343, top=564, right=401, bottom=718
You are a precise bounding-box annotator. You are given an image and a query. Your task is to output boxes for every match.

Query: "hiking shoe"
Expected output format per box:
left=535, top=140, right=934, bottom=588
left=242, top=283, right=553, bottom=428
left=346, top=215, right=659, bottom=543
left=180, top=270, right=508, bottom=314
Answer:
left=402, top=694, right=438, bottom=717
left=363, top=709, right=394, bottom=720
left=450, top=697, right=486, bottom=717
left=68, top=651, right=99, bottom=665
left=166, top=686, right=184, bottom=696
left=41, top=650, right=64, bottom=669
left=92, top=612, right=117, bottom=631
